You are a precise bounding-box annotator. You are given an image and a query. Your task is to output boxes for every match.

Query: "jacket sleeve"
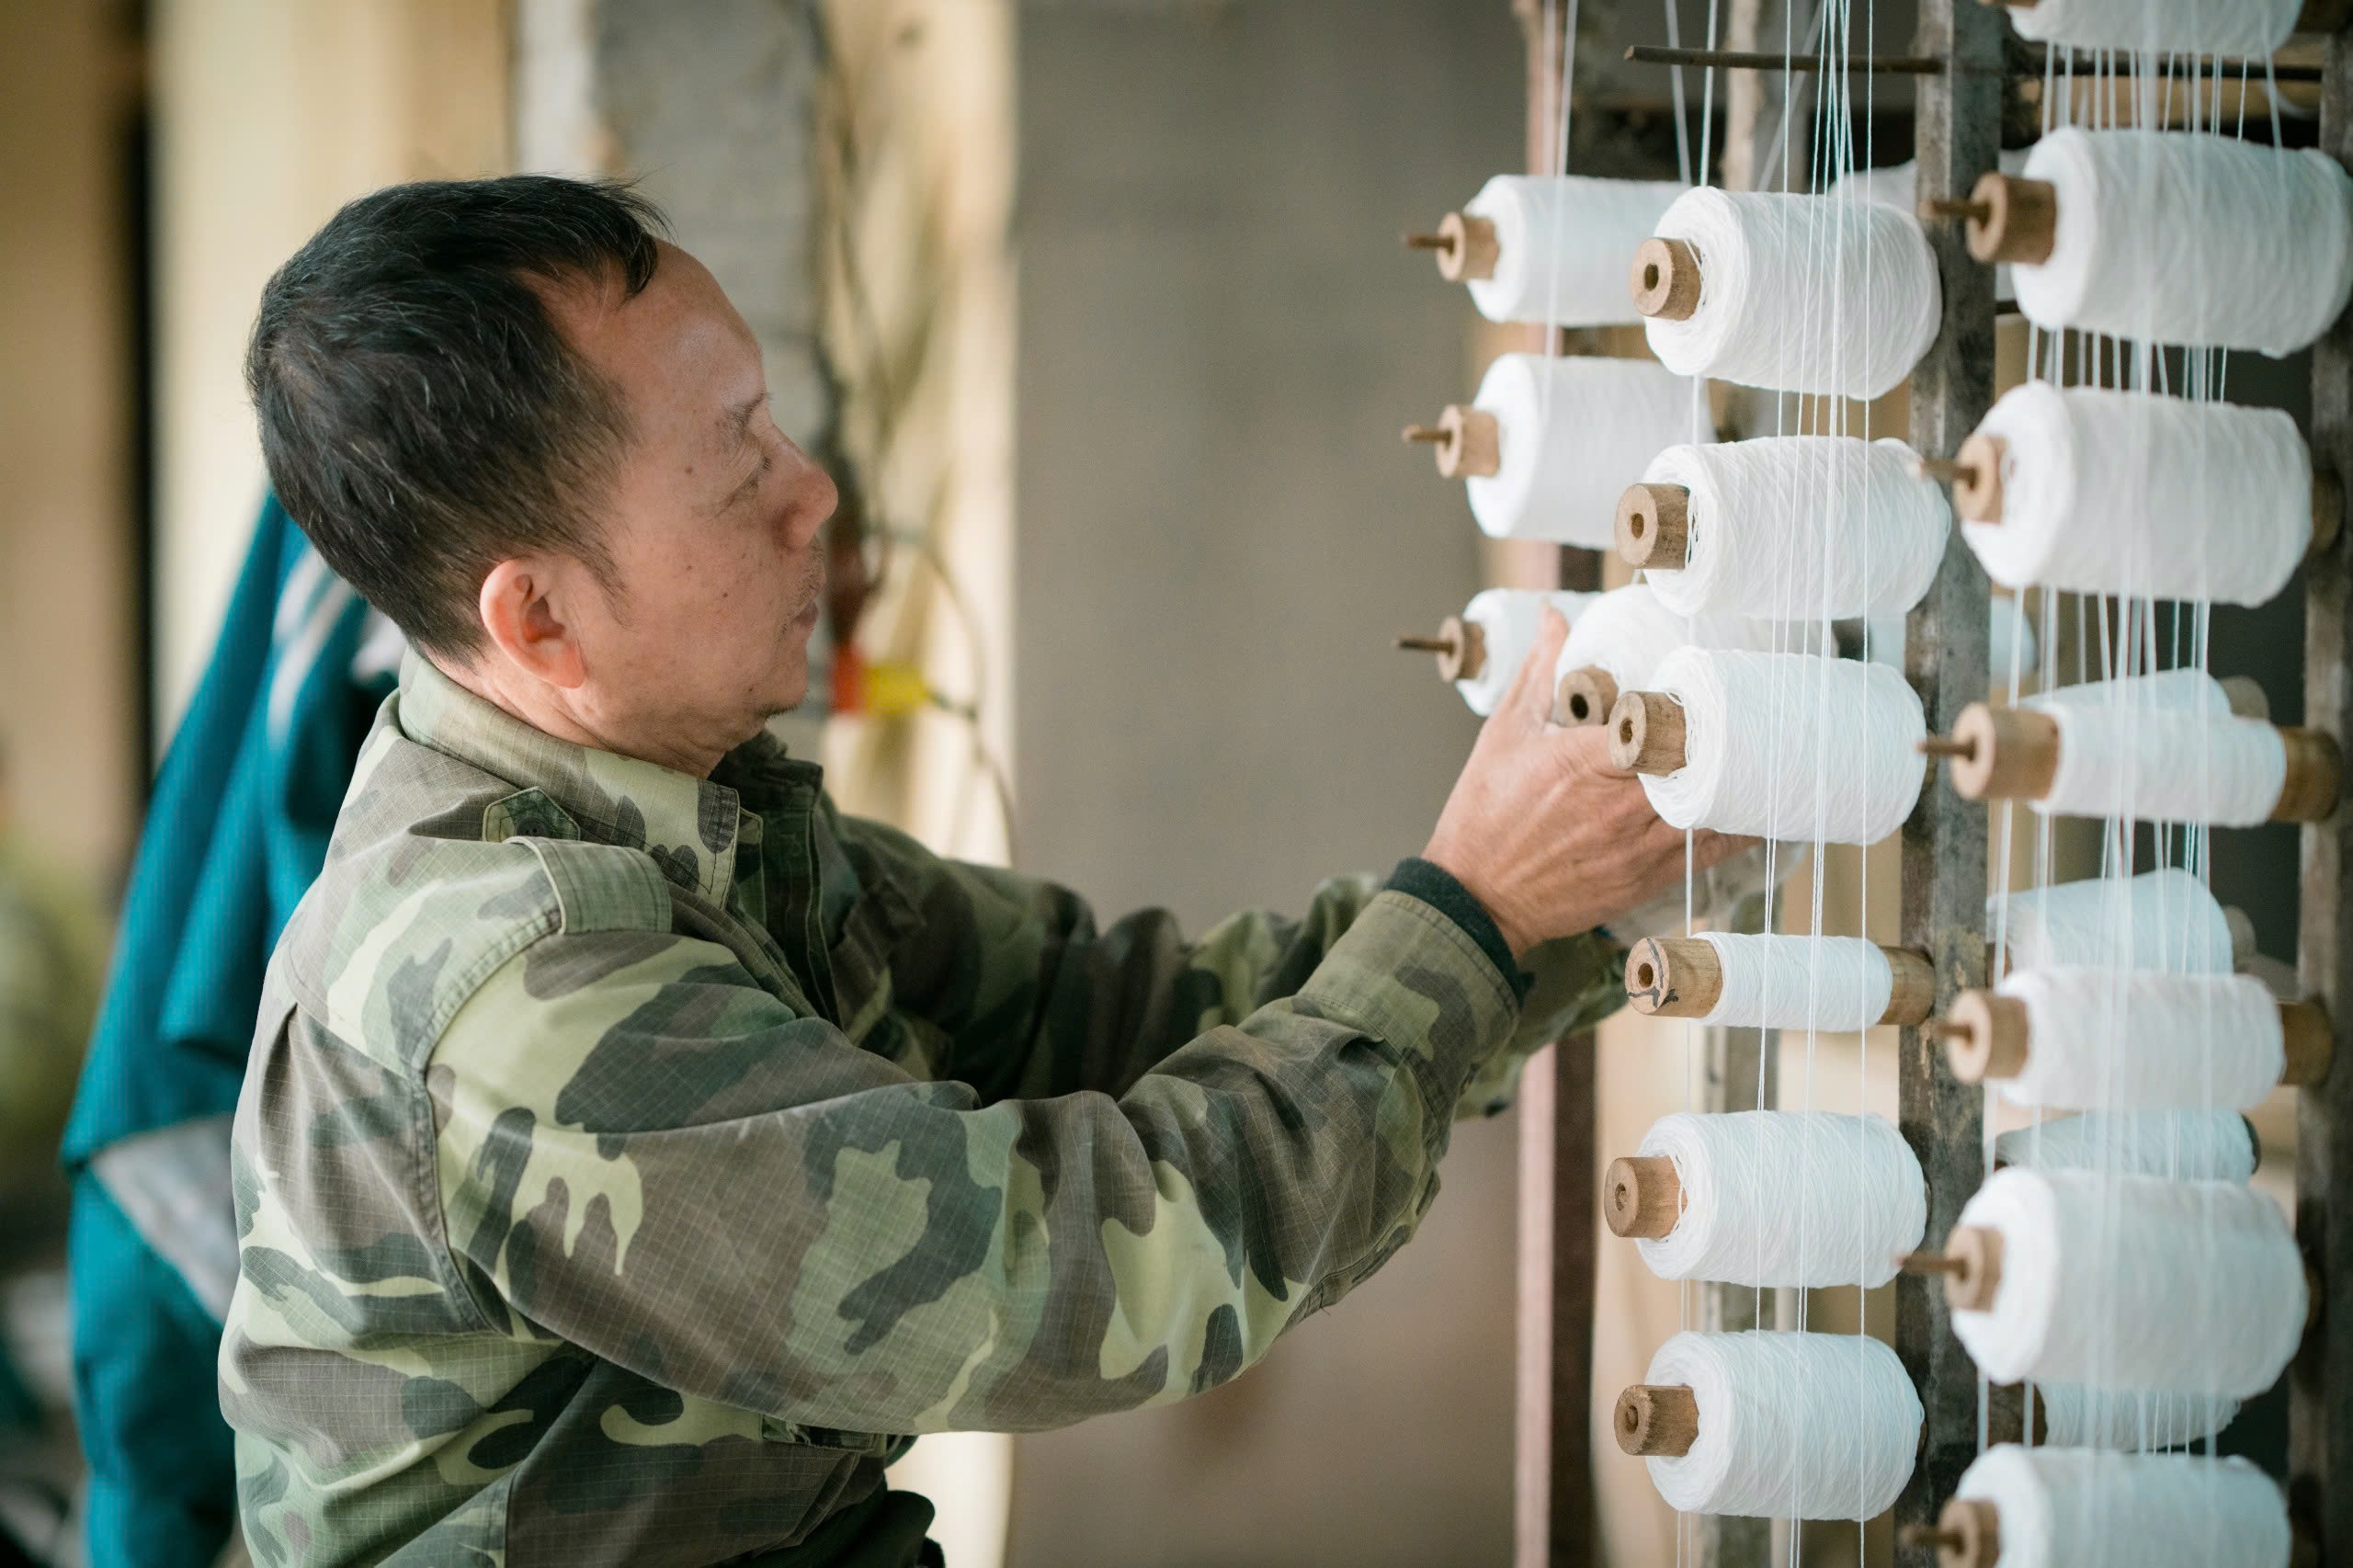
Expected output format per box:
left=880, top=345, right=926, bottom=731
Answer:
left=431, top=888, right=1520, bottom=1436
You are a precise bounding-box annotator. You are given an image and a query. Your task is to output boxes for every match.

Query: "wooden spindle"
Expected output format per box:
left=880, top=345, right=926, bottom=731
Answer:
left=1551, top=665, right=1620, bottom=728
left=1602, top=1155, right=1683, bottom=1241
left=1614, top=482, right=1691, bottom=569
left=1629, top=236, right=1703, bottom=321
left=1898, top=1225, right=2005, bottom=1312
left=1404, top=210, right=1499, bottom=282
left=1608, top=690, right=1688, bottom=775
left=1896, top=1496, right=2002, bottom=1568
left=1612, top=1383, right=1700, bottom=1458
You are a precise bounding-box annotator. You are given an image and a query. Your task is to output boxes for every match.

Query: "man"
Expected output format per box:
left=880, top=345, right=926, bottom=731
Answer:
left=221, top=176, right=1742, bottom=1566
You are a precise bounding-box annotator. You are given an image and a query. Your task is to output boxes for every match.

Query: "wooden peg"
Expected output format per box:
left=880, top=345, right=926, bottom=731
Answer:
left=1630, top=236, right=1703, bottom=321
left=1882, top=946, right=1938, bottom=1028
left=1922, top=702, right=2061, bottom=802
left=1919, top=433, right=2007, bottom=524
left=1404, top=403, right=1503, bottom=481
left=1608, top=690, right=1688, bottom=775
left=1613, top=1383, right=1700, bottom=1457
left=2281, top=996, right=2336, bottom=1088
left=1615, top=482, right=1692, bottom=569
left=1951, top=171, right=2058, bottom=267
left=1897, top=1497, right=2002, bottom=1568
left=1898, top=1225, right=2005, bottom=1312
left=2272, top=727, right=2343, bottom=823
left=1552, top=665, right=1620, bottom=728
left=1404, top=211, right=1499, bottom=282
left=1603, top=1155, right=1683, bottom=1240
left=1401, top=615, right=1483, bottom=684
left=1930, top=989, right=2032, bottom=1084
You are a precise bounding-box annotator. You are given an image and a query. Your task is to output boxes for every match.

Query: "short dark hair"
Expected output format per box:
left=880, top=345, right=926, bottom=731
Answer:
left=248, top=176, right=669, bottom=656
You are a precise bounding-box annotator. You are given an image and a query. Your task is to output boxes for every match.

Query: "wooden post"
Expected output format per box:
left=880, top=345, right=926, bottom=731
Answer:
left=2296, top=21, right=2353, bottom=1560
left=1897, top=2, right=2000, bottom=1562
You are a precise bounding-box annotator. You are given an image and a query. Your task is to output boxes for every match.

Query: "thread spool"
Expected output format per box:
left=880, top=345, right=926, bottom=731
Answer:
left=1632, top=1331, right=1922, bottom=1519
left=1624, top=935, right=1935, bottom=1028
left=1938, top=1167, right=2306, bottom=1395
left=1922, top=700, right=2342, bottom=825
left=1934, top=970, right=2331, bottom=1110
left=1415, top=174, right=1689, bottom=326
left=1636, top=188, right=1941, bottom=401
left=1613, top=648, right=1927, bottom=844
left=1547, top=583, right=1786, bottom=729
left=1984, top=130, right=2353, bottom=356
left=1421, top=353, right=1710, bottom=549
left=2026, top=669, right=2261, bottom=721
left=1942, top=1447, right=2291, bottom=1568
left=1992, top=0, right=2301, bottom=54
left=1944, top=383, right=2322, bottom=607
left=1405, top=589, right=1594, bottom=717
left=1625, top=437, right=1951, bottom=619
left=1995, top=1111, right=2258, bottom=1185
left=1990, top=868, right=2237, bottom=975
left=2030, top=1383, right=2245, bottom=1454
left=1610, top=1110, right=1927, bottom=1289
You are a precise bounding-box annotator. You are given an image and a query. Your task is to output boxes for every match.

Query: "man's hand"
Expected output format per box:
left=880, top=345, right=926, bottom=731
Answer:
left=1422, top=609, right=1755, bottom=956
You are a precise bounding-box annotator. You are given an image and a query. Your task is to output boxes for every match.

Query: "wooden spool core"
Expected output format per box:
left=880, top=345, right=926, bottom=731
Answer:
left=1630, top=236, right=1702, bottom=321
left=2272, top=727, right=2343, bottom=824
left=1934, top=989, right=2031, bottom=1085
left=1404, top=404, right=1503, bottom=481
left=1608, top=691, right=1688, bottom=775
left=1603, top=1155, right=1683, bottom=1240
left=1416, top=211, right=1500, bottom=282
left=1613, top=1383, right=1700, bottom=1458
left=1897, top=1496, right=2003, bottom=1568
left=1902, top=1225, right=2005, bottom=1313
left=1927, top=702, right=2061, bottom=802
left=2281, top=997, right=2336, bottom=1088
left=1623, top=937, right=1935, bottom=1028
left=1429, top=616, right=1485, bottom=684
left=1615, top=482, right=1692, bottom=569
left=1960, top=172, right=2058, bottom=267
left=1881, top=947, right=1938, bottom=1028
left=1552, top=665, right=1620, bottom=728
left=1950, top=432, right=2006, bottom=524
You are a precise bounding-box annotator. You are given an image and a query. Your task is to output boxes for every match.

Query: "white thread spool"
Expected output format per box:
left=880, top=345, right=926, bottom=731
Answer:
left=1949, top=1167, right=2305, bottom=1397
left=1991, top=968, right=2285, bottom=1113
left=1642, top=188, right=1940, bottom=401
left=2026, top=669, right=2236, bottom=718
left=1451, top=588, right=1596, bottom=717
left=2038, top=704, right=2288, bottom=826
left=1460, top=175, right=1690, bottom=326
left=2036, top=1384, right=2245, bottom=1453
left=1990, top=868, right=2235, bottom=975
left=1634, top=648, right=1927, bottom=844
left=1637, top=437, right=1950, bottom=619
left=2013, top=128, right=2353, bottom=356
left=1633, top=1110, right=1926, bottom=1289
left=1831, top=151, right=2028, bottom=301
left=1678, top=934, right=1898, bottom=1031
left=1995, top=1111, right=2256, bottom=1185
left=1550, top=584, right=1802, bottom=708
left=1641, top=1331, right=1921, bottom=1519
left=2001, top=0, right=2301, bottom=70
left=1961, top=383, right=2313, bottom=607
left=1952, top=1448, right=2290, bottom=1568
left=1464, top=353, right=1711, bottom=548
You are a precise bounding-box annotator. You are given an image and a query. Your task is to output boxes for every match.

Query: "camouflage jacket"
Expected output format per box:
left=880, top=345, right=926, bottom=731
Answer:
left=221, top=653, right=1622, bottom=1567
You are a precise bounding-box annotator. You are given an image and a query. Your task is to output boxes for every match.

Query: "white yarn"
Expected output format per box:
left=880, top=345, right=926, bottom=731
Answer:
left=2004, top=0, right=2301, bottom=67
left=1955, top=1448, right=2290, bottom=1568
left=1642, top=188, right=1941, bottom=401
left=1461, top=174, right=1689, bottom=327
left=2037, top=1383, right=2245, bottom=1453
left=1950, top=1168, right=2305, bottom=1397
left=1639, top=437, right=1950, bottom=619
left=1995, top=1111, right=2256, bottom=1186
left=1991, top=868, right=2236, bottom=974
left=1550, top=582, right=1802, bottom=697
left=1830, top=150, right=2028, bottom=302
left=2026, top=669, right=2235, bottom=718
left=1688, top=934, right=1893, bottom=1032
left=1643, top=1331, right=1920, bottom=1520
left=2039, top=703, right=2288, bottom=826
left=1961, top=382, right=2313, bottom=607
left=1452, top=588, right=1597, bottom=717
left=1634, top=1110, right=1926, bottom=1289
left=1995, top=968, right=2284, bottom=1113
left=2016, top=128, right=2353, bottom=357
left=1465, top=353, right=1711, bottom=548
left=1638, top=648, right=1927, bottom=844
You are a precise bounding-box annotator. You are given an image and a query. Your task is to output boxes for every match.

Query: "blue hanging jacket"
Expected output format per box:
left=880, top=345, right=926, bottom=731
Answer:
left=63, top=496, right=394, bottom=1568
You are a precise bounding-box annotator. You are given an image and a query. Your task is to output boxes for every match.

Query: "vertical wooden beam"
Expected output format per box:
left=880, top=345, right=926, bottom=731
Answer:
left=2296, top=25, right=2353, bottom=1560
left=1896, top=2, right=2000, bottom=1562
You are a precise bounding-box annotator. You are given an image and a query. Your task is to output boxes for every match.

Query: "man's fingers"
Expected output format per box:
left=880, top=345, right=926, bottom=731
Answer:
left=1509, top=608, right=1573, bottom=722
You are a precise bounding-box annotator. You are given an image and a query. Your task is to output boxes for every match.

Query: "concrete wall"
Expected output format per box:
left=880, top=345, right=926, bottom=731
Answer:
left=1006, top=4, right=1526, bottom=1562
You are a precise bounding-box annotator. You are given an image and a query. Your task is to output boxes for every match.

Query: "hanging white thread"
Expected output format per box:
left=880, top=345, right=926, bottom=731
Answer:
left=2038, top=704, right=2287, bottom=826
left=2002, top=0, right=2301, bottom=67
left=1634, top=1110, right=1925, bottom=1289
left=1949, top=1168, right=2305, bottom=1397
left=1642, top=1331, right=1920, bottom=1520
left=1465, top=353, right=1710, bottom=548
left=1995, top=1111, right=2256, bottom=1185
left=1452, top=588, right=1597, bottom=717
left=2036, top=1383, right=2245, bottom=1453
left=1639, top=437, right=1951, bottom=619
left=1830, top=150, right=2028, bottom=301
left=1687, top=934, right=1893, bottom=1032
left=1461, top=174, right=1689, bottom=326
left=1993, top=968, right=2283, bottom=1113
left=1954, top=1447, right=2290, bottom=1568
left=1638, top=648, right=1927, bottom=844
left=1961, top=382, right=2313, bottom=607
left=1991, top=868, right=2236, bottom=975
left=2015, top=128, right=2353, bottom=357
left=1641, top=188, right=1940, bottom=401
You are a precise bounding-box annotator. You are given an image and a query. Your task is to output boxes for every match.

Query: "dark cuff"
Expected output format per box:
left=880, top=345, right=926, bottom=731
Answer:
left=1384, top=858, right=1533, bottom=1002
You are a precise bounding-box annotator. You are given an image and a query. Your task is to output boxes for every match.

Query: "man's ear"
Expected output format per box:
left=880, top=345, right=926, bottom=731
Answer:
left=477, top=558, right=588, bottom=689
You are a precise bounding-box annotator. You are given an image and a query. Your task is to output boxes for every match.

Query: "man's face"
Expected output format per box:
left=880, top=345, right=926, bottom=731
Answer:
left=538, top=241, right=835, bottom=758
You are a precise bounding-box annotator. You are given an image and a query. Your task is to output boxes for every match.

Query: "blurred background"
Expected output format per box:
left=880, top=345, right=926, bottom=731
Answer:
left=0, top=3, right=2323, bottom=1566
